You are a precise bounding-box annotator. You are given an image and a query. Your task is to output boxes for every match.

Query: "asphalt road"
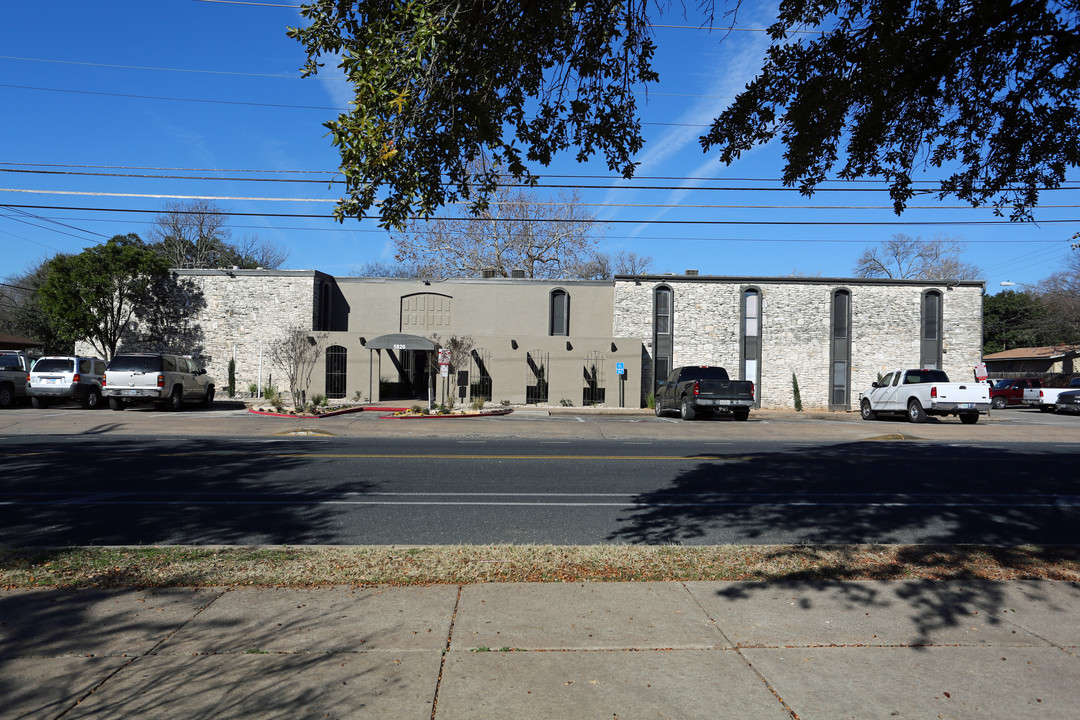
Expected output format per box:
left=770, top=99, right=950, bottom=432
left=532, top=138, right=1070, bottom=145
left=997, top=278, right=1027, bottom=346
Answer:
left=2, top=404, right=1078, bottom=546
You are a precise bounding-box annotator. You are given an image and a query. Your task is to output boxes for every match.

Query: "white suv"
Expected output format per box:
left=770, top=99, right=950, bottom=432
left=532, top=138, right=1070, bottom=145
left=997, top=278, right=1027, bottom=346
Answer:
left=28, top=356, right=107, bottom=409
left=103, top=353, right=215, bottom=411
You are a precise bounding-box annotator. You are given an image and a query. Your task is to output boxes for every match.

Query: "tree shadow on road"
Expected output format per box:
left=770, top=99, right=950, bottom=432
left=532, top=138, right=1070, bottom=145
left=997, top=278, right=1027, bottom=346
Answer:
left=0, top=436, right=376, bottom=546
left=607, top=440, right=1080, bottom=646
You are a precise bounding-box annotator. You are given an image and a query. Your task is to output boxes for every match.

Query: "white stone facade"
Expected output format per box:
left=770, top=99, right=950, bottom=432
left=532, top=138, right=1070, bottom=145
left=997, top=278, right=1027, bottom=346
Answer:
left=615, top=276, right=984, bottom=410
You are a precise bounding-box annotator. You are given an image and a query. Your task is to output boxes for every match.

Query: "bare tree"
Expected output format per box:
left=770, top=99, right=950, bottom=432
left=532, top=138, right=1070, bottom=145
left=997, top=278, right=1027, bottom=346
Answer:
left=853, top=234, right=981, bottom=281
left=349, top=261, right=433, bottom=278
left=612, top=251, right=653, bottom=275
left=268, top=327, right=323, bottom=407
left=1039, top=251, right=1080, bottom=341
left=392, top=160, right=605, bottom=279
left=148, top=200, right=288, bottom=269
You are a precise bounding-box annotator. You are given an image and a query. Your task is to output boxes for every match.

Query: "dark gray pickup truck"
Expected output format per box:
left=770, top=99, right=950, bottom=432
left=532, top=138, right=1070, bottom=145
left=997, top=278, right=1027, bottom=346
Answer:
left=654, top=365, right=755, bottom=421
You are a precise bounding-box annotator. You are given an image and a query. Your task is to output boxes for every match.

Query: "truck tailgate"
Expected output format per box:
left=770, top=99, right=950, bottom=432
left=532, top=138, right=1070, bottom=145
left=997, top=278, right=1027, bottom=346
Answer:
left=698, top=380, right=754, bottom=399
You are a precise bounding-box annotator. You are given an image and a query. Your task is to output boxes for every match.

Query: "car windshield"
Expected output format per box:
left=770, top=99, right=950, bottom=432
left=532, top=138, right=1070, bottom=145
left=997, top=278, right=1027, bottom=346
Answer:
left=33, top=359, right=75, bottom=373
left=993, top=379, right=1012, bottom=389
left=108, top=356, right=162, bottom=372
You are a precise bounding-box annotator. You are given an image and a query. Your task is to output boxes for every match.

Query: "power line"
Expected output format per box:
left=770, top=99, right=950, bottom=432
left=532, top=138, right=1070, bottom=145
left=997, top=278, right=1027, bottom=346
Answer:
left=4, top=163, right=1077, bottom=191
left=4, top=203, right=1078, bottom=228
left=6, top=186, right=1080, bottom=213
left=0, top=55, right=299, bottom=79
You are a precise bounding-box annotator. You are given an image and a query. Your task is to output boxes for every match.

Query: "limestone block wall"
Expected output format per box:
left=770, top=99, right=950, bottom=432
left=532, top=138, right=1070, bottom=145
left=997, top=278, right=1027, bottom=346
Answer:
left=180, top=271, right=319, bottom=394
left=83, top=270, right=321, bottom=397
left=614, top=276, right=984, bottom=410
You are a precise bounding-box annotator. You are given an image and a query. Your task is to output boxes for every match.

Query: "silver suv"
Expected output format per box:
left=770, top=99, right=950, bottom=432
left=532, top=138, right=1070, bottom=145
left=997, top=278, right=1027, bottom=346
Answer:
left=28, top=356, right=107, bottom=409
left=103, top=353, right=215, bottom=411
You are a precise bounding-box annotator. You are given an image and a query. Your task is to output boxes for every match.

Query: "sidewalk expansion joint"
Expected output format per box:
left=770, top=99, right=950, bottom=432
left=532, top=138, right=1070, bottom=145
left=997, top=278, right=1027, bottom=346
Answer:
left=430, top=583, right=462, bottom=720
left=52, top=587, right=230, bottom=720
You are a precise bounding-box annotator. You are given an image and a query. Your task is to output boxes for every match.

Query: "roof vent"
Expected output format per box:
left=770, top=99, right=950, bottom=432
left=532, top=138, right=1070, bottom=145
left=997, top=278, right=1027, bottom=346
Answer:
left=686, top=269, right=699, bottom=276
left=511, top=268, right=526, bottom=279
left=481, top=268, right=496, bottom=279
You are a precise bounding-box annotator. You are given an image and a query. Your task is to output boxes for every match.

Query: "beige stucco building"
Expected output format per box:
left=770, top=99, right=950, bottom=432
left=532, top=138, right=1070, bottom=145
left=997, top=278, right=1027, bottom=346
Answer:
left=107, top=269, right=985, bottom=410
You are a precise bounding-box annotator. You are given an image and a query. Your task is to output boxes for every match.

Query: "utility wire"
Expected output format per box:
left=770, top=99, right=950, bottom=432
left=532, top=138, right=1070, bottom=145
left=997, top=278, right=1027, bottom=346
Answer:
left=4, top=203, right=1078, bottom=227
left=4, top=163, right=1077, bottom=191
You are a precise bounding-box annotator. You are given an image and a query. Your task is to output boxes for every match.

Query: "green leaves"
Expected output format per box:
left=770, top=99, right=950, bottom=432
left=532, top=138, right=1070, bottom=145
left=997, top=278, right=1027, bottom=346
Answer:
left=702, top=0, right=1080, bottom=219
left=38, top=235, right=170, bottom=360
left=289, top=0, right=656, bottom=228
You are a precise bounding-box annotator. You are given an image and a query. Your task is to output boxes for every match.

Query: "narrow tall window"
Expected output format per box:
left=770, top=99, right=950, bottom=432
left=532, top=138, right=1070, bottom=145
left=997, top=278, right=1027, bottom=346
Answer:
left=652, top=286, right=673, bottom=390
left=325, top=345, right=347, bottom=399
left=742, top=288, right=761, bottom=406
left=830, top=290, right=852, bottom=410
left=920, top=290, right=943, bottom=369
left=549, top=289, right=569, bottom=336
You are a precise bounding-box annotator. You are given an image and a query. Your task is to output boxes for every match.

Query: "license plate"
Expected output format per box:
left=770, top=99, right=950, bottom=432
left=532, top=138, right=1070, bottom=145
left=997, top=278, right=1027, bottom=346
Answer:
left=124, top=389, right=140, bottom=396
left=959, top=403, right=974, bottom=409
left=46, top=378, right=61, bottom=384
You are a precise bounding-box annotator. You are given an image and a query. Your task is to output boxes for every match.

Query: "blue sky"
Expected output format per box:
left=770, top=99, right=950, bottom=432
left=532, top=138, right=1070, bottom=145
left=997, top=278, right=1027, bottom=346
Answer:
left=2, top=0, right=1076, bottom=293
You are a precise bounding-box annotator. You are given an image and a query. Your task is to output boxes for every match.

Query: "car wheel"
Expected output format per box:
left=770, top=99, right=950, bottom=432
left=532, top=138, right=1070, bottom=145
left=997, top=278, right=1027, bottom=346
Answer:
left=0, top=384, right=13, bottom=409
left=680, top=398, right=696, bottom=421
left=166, top=388, right=183, bottom=411
left=109, top=397, right=125, bottom=411
left=654, top=400, right=663, bottom=417
left=991, top=396, right=1006, bottom=410
left=732, top=409, right=749, bottom=421
left=31, top=396, right=48, bottom=409
left=82, top=388, right=102, bottom=410
left=203, top=385, right=215, bottom=408
left=860, top=399, right=876, bottom=421
left=907, top=399, right=927, bottom=423
left=959, top=411, right=979, bottom=424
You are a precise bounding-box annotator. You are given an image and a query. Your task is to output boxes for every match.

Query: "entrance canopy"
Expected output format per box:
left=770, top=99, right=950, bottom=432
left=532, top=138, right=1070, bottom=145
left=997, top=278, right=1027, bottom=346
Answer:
left=364, top=333, right=437, bottom=351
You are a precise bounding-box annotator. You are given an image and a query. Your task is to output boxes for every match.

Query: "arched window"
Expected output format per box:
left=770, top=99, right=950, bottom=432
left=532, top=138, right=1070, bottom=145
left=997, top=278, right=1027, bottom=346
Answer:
left=652, top=285, right=673, bottom=389
left=920, top=290, right=943, bottom=369
left=741, top=288, right=761, bottom=406
left=830, top=289, right=852, bottom=410
left=549, top=289, right=570, bottom=336
left=325, top=345, right=347, bottom=399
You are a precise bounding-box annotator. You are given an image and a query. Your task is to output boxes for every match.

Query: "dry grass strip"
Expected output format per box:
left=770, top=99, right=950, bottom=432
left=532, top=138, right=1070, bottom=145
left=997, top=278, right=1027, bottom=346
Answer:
left=2, top=544, right=1078, bottom=589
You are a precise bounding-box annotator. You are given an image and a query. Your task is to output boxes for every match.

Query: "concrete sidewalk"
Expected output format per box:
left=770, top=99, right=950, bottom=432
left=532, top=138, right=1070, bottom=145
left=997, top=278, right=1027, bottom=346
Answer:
left=2, top=580, right=1078, bottom=719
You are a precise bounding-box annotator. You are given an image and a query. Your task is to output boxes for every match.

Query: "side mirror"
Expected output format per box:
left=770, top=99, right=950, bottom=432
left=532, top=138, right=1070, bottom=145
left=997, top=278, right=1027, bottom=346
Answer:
left=870, top=382, right=879, bottom=388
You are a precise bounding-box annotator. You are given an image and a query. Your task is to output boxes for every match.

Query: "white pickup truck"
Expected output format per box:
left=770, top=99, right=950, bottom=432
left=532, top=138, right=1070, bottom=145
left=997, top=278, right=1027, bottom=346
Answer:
left=1022, top=377, right=1080, bottom=412
left=860, top=368, right=990, bottom=424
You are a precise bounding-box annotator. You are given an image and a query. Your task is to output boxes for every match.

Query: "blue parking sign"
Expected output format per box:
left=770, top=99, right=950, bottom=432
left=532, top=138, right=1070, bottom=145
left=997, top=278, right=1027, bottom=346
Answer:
left=616, top=362, right=625, bottom=375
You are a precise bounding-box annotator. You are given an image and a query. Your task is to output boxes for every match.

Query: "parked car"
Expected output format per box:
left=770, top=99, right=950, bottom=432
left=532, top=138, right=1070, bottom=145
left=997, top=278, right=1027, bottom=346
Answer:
left=989, top=377, right=1043, bottom=409
left=1022, top=377, right=1080, bottom=412
left=654, top=365, right=755, bottom=421
left=0, top=351, right=33, bottom=408
left=27, top=355, right=107, bottom=409
left=1054, top=388, right=1080, bottom=414
left=860, top=368, right=990, bottom=424
left=102, top=353, right=215, bottom=411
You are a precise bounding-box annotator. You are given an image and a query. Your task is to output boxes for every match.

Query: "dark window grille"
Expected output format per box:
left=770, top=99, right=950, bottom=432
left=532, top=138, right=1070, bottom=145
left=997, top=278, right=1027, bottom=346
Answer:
left=325, top=345, right=347, bottom=399
left=583, top=352, right=606, bottom=406
left=470, top=349, right=493, bottom=401
left=526, top=351, right=549, bottom=404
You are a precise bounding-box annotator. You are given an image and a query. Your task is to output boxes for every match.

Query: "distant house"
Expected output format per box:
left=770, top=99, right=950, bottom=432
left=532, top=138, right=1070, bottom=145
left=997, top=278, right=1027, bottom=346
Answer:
left=0, top=333, right=43, bottom=352
left=983, top=345, right=1080, bottom=375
